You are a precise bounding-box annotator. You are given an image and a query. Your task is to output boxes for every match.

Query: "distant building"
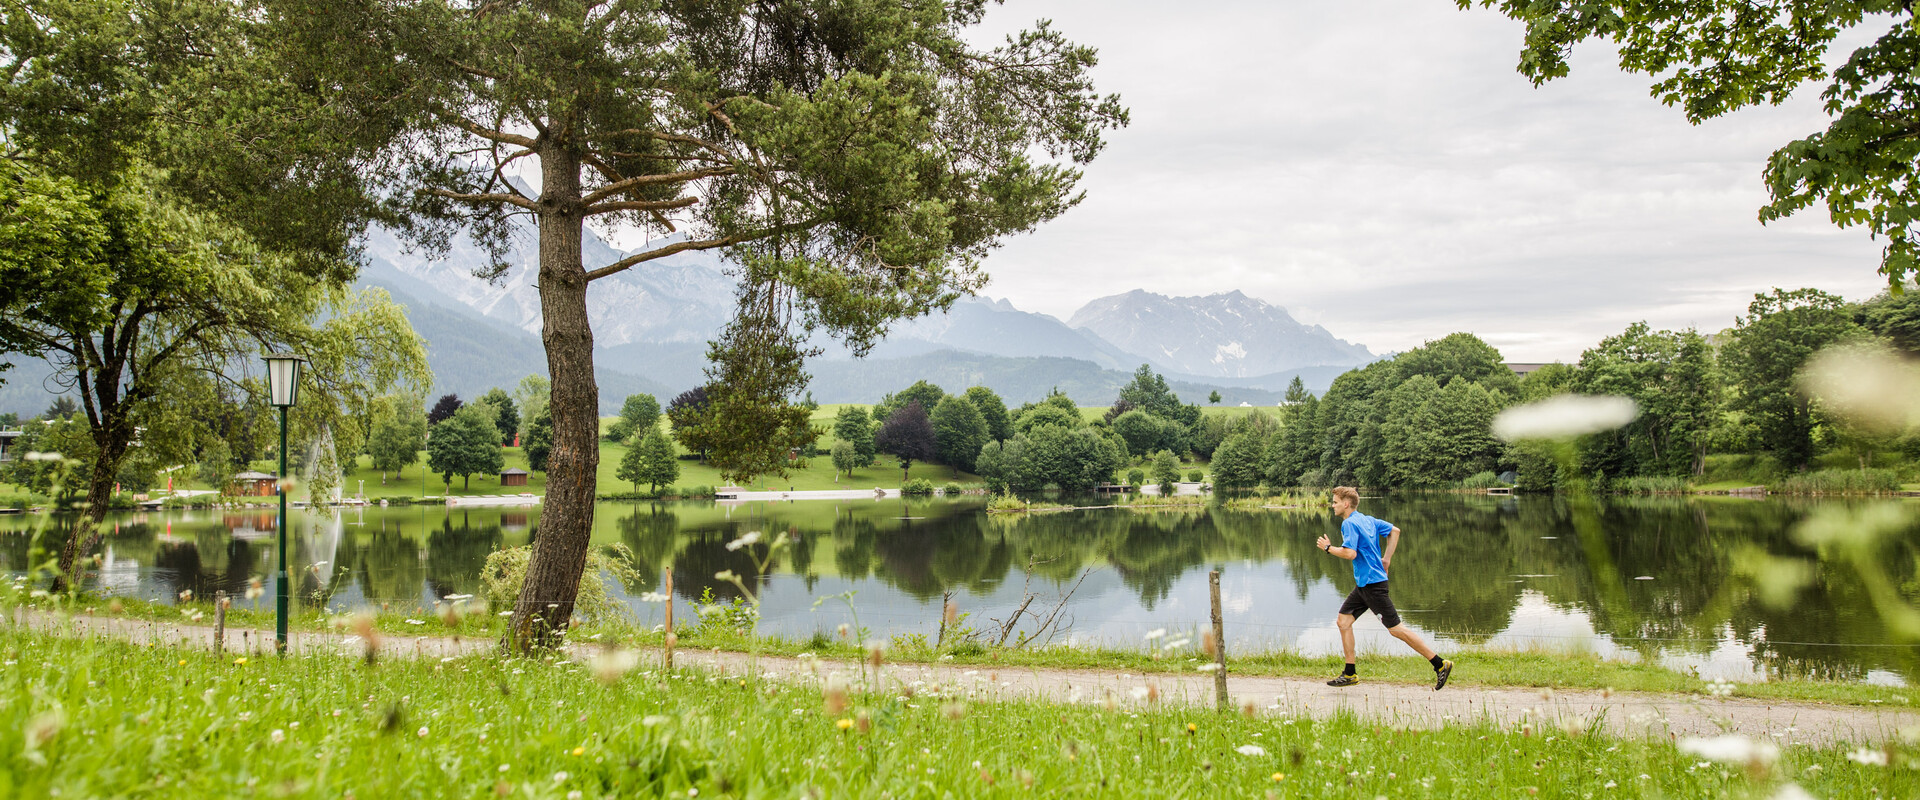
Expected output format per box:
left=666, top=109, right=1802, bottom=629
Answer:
left=0, top=430, right=20, bottom=464
left=1505, top=362, right=1553, bottom=378
left=1237, top=401, right=1252, bottom=407
left=501, top=468, right=530, bottom=487
left=230, top=471, right=278, bottom=497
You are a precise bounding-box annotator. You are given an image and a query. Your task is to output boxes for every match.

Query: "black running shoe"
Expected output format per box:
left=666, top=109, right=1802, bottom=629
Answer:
left=1326, top=674, right=1359, bottom=687
left=1433, top=659, right=1454, bottom=691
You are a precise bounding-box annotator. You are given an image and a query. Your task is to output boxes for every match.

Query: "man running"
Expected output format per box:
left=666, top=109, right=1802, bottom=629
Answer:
left=1314, top=486, right=1453, bottom=689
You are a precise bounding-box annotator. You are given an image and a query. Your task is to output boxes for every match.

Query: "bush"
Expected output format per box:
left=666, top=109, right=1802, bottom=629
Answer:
left=0, top=493, right=37, bottom=511
left=1458, top=471, right=1506, bottom=490
left=941, top=482, right=965, bottom=495
left=1127, top=468, right=1145, bottom=487
left=1186, top=469, right=1203, bottom=483
left=482, top=543, right=643, bottom=624
left=1616, top=476, right=1688, bottom=494
left=1773, top=468, right=1901, bottom=495
left=901, top=477, right=936, bottom=495
left=987, top=491, right=1028, bottom=512
left=676, top=485, right=714, bottom=498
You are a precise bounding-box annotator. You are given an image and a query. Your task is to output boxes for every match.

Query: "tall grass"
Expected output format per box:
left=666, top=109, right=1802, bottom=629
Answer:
left=1, top=626, right=1905, bottom=799
left=1458, top=471, right=1507, bottom=490
left=1773, top=468, right=1903, bottom=495
left=1614, top=476, right=1689, bottom=495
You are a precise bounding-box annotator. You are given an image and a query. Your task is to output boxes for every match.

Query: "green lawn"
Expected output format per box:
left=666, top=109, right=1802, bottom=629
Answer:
left=3, top=624, right=1908, bottom=799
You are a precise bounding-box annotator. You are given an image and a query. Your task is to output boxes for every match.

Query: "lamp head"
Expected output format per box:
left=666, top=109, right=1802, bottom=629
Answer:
left=264, top=353, right=307, bottom=408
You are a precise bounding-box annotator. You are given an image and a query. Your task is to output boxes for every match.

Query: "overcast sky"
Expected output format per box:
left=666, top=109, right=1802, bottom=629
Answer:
left=942, top=0, right=1892, bottom=362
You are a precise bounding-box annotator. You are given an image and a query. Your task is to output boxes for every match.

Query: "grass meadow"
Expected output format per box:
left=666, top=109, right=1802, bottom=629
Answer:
left=3, top=623, right=1911, bottom=799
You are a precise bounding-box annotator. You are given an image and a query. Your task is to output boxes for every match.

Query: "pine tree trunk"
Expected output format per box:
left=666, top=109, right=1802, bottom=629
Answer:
left=509, top=145, right=598, bottom=652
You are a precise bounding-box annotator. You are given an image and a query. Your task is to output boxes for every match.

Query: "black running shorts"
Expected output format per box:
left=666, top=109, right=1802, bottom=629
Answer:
left=1338, top=581, right=1401, bottom=628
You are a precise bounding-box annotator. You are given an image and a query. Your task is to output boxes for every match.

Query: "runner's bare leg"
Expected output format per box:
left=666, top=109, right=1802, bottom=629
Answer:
left=1387, top=623, right=1438, bottom=660
left=1337, top=613, right=1358, bottom=665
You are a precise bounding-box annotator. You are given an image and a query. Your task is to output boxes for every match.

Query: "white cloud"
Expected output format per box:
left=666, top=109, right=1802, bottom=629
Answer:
left=964, top=0, right=1889, bottom=361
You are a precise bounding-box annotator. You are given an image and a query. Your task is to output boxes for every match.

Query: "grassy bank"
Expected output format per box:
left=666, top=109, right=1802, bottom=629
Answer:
left=44, top=596, right=1920, bottom=709
left=2, top=626, right=1907, bottom=799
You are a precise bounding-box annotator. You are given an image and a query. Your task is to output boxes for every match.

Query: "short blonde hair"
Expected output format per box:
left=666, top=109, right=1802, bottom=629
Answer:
left=1331, top=486, right=1359, bottom=506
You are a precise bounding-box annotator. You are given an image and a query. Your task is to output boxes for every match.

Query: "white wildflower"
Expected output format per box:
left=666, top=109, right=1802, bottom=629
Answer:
left=1236, top=745, right=1267, bottom=757
left=1799, top=342, right=1920, bottom=433
left=1492, top=394, right=1639, bottom=441
left=590, top=649, right=641, bottom=684
left=1678, top=735, right=1778, bottom=766
left=1846, top=747, right=1888, bottom=767
left=725, top=531, right=762, bottom=551
left=1143, top=628, right=1166, bottom=640
left=1771, top=783, right=1818, bottom=800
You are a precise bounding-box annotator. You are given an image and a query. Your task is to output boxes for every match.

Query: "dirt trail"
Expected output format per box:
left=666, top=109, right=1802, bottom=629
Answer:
left=16, top=611, right=1916, bottom=748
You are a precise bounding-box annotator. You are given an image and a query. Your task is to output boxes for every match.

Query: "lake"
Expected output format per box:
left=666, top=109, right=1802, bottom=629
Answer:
left=4, top=494, right=1917, bottom=684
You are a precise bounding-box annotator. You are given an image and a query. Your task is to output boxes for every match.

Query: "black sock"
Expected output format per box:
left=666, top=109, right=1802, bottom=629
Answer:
left=1430, top=655, right=1445, bottom=671
left=1342, top=663, right=1356, bottom=676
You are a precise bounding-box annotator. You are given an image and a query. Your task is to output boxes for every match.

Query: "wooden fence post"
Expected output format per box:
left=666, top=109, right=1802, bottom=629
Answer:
left=214, top=590, right=227, bottom=653
left=1209, top=570, right=1228, bottom=711
left=663, top=566, right=674, bottom=671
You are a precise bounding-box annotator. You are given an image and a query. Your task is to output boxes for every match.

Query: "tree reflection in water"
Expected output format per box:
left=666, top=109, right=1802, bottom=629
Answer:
left=4, top=495, right=1915, bottom=681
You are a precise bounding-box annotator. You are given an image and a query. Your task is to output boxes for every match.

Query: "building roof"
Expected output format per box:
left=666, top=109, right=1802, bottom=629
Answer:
left=0, top=430, right=22, bottom=439
left=232, top=471, right=278, bottom=481
left=501, top=468, right=529, bottom=476
left=1505, top=362, right=1555, bottom=376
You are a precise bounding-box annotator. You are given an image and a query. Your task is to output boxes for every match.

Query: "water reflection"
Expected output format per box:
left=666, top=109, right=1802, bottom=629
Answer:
left=3, top=495, right=1917, bottom=683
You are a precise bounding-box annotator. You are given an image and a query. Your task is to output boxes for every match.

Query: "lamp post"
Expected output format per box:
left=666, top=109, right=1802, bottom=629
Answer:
left=265, top=353, right=306, bottom=654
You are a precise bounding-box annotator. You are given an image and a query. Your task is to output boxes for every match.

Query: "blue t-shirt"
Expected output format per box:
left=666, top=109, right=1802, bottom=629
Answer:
left=1340, top=511, right=1395, bottom=586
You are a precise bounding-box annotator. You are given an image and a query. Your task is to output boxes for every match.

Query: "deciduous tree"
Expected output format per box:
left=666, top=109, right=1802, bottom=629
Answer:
left=260, top=0, right=1124, bottom=648
left=875, top=401, right=936, bottom=480
left=833, top=405, right=876, bottom=466
left=931, top=396, right=988, bottom=474
left=479, top=388, right=519, bottom=446
left=1720, top=288, right=1861, bottom=469
left=368, top=396, right=428, bottom=482
left=428, top=394, right=463, bottom=426
left=965, top=386, right=1012, bottom=442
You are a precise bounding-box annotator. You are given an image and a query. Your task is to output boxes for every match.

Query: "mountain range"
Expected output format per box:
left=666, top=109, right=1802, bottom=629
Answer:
left=0, top=221, right=1378, bottom=416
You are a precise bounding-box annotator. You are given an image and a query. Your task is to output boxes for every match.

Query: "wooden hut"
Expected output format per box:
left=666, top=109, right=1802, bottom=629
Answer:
left=230, top=471, right=278, bottom=497
left=500, top=468, right=530, bottom=487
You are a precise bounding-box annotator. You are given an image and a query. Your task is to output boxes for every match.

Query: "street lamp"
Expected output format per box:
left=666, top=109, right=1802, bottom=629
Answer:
left=265, top=352, right=305, bottom=654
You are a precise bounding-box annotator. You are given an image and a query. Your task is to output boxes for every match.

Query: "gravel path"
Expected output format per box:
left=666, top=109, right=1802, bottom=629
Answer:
left=17, top=610, right=1916, bottom=748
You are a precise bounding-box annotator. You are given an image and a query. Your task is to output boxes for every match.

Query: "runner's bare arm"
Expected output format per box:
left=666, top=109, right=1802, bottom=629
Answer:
left=1315, top=534, right=1358, bottom=561
left=1381, top=526, right=1401, bottom=571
